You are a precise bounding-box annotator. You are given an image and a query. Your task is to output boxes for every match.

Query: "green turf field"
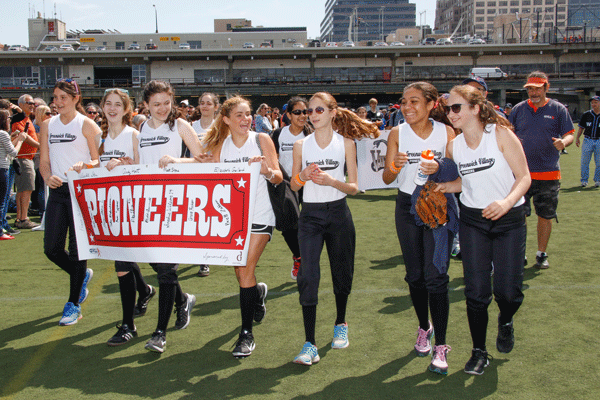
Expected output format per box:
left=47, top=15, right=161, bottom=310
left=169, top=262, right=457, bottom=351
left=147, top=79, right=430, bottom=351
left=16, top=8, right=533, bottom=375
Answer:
left=1, top=144, right=598, bottom=400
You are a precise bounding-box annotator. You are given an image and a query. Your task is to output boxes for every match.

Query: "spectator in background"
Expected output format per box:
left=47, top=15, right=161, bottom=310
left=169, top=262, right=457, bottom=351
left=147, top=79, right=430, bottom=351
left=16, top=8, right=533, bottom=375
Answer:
left=366, top=98, right=383, bottom=125
left=386, top=103, right=404, bottom=128
left=49, top=102, right=58, bottom=116
left=85, top=103, right=102, bottom=126
left=508, top=71, right=574, bottom=270
left=271, top=107, right=281, bottom=130
left=356, top=106, right=368, bottom=120
left=12, top=94, right=40, bottom=229
left=255, top=103, right=273, bottom=134
left=132, top=114, right=147, bottom=131
left=575, top=96, right=600, bottom=187
left=280, top=104, right=290, bottom=128
left=504, top=103, right=513, bottom=116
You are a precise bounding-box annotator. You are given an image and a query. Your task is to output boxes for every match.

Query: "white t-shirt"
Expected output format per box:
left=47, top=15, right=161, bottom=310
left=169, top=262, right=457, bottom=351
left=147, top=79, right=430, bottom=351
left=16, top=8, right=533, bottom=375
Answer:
left=278, top=126, right=306, bottom=177
left=47, top=113, right=91, bottom=178
left=99, top=125, right=136, bottom=167
left=453, top=124, right=524, bottom=209
left=302, top=131, right=346, bottom=203
left=138, top=119, right=182, bottom=164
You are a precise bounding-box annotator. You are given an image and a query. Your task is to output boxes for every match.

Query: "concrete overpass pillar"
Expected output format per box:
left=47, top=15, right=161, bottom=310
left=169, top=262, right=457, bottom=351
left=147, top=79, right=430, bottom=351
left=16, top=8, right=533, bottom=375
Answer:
left=310, top=54, right=316, bottom=78
left=499, top=88, right=507, bottom=107
left=390, top=55, right=397, bottom=81
left=228, top=56, right=234, bottom=83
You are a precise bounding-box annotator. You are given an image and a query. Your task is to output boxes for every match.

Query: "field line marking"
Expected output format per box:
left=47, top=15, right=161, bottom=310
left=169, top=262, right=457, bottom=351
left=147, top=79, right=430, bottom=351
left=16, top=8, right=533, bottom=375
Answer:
left=1, top=267, right=114, bottom=399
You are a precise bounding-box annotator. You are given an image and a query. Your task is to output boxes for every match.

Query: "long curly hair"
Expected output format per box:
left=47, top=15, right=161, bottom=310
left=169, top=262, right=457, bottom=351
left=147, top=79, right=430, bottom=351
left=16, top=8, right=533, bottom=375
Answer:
left=142, top=80, right=180, bottom=130
left=202, top=96, right=251, bottom=154
left=98, top=89, right=134, bottom=155
left=310, top=92, right=379, bottom=139
left=450, top=85, right=513, bottom=132
left=402, top=81, right=453, bottom=128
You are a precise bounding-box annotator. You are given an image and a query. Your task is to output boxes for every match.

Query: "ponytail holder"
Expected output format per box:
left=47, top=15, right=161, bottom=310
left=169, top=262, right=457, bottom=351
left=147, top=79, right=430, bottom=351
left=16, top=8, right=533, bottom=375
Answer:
left=434, top=99, right=440, bottom=108
left=101, top=138, right=105, bottom=144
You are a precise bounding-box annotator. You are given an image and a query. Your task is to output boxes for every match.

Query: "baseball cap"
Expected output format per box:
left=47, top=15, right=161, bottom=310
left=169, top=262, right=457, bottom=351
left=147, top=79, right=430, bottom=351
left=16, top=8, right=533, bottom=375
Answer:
left=282, top=104, right=288, bottom=111
left=590, top=96, right=600, bottom=102
left=504, top=103, right=513, bottom=108
left=462, top=76, right=488, bottom=92
left=524, top=76, right=547, bottom=88
left=180, top=99, right=189, bottom=106
left=392, top=104, right=400, bottom=109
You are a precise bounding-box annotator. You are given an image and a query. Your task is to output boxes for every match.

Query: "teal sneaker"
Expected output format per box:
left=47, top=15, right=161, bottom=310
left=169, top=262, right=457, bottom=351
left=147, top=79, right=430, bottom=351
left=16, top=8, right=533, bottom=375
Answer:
left=331, top=322, right=349, bottom=349
left=293, top=342, right=320, bottom=365
left=59, top=302, right=82, bottom=326
left=78, top=268, right=93, bottom=304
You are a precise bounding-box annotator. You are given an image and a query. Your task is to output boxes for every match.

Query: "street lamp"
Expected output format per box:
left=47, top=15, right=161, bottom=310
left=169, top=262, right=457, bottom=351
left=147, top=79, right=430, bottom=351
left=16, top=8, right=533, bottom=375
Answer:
left=153, top=4, right=158, bottom=34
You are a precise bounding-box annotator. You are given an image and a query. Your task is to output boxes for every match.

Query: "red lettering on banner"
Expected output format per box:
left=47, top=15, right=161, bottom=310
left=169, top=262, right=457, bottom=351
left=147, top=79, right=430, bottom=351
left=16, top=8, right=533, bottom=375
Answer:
left=73, top=173, right=250, bottom=250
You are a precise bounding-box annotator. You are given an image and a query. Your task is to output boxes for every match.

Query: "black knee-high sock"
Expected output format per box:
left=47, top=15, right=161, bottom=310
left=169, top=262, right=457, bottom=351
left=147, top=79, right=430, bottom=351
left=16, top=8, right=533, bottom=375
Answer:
left=334, top=293, right=348, bottom=325
left=68, top=261, right=87, bottom=305
left=282, top=228, right=301, bottom=258
left=174, top=282, right=185, bottom=307
left=118, top=272, right=136, bottom=328
left=429, top=291, right=449, bottom=345
left=467, top=302, right=488, bottom=350
left=302, top=305, right=317, bottom=345
left=497, top=300, right=521, bottom=325
left=240, top=286, right=258, bottom=333
left=130, top=263, right=150, bottom=298
left=156, top=283, right=176, bottom=332
left=409, top=285, right=430, bottom=330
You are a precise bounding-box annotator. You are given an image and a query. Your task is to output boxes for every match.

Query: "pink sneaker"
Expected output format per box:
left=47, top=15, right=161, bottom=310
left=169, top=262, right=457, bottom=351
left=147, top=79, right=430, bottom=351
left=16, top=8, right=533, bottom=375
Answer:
left=429, top=344, right=451, bottom=375
left=414, top=322, right=433, bottom=357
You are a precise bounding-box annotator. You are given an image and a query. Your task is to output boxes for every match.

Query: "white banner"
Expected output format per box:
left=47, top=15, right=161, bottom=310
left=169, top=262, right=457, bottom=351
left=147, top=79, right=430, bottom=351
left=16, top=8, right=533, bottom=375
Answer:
left=356, top=130, right=398, bottom=191
left=67, top=162, right=260, bottom=266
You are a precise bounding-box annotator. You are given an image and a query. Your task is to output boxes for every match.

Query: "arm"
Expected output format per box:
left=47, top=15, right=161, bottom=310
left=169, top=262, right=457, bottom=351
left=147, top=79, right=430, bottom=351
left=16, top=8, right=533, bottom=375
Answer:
left=158, top=119, right=201, bottom=167
left=434, top=140, right=463, bottom=193
left=575, top=126, right=585, bottom=147
left=309, top=138, right=359, bottom=196
left=382, top=126, right=407, bottom=184
left=290, top=140, right=306, bottom=192
left=70, top=119, right=101, bottom=173
left=39, top=120, right=62, bottom=188
left=481, top=127, right=531, bottom=221
left=249, top=132, right=283, bottom=185
left=420, top=125, right=456, bottom=175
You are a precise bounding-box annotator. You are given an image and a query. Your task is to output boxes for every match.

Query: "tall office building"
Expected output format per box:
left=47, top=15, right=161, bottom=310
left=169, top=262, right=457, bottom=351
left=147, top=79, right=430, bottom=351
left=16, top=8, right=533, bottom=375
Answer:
left=320, top=0, right=416, bottom=43
left=435, top=0, right=569, bottom=41
left=568, top=0, right=600, bottom=28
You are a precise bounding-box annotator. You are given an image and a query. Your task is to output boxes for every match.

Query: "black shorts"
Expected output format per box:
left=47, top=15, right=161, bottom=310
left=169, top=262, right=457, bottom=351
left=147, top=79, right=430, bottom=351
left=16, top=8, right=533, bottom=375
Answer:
left=251, top=223, right=273, bottom=239
left=523, top=179, right=559, bottom=220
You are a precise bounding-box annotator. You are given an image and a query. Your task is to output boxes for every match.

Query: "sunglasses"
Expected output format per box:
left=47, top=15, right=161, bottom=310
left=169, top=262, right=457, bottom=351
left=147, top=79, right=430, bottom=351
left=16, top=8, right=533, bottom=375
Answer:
left=104, top=88, right=130, bottom=95
left=290, top=109, right=308, bottom=115
left=87, top=110, right=98, bottom=115
left=45, top=112, right=52, bottom=116
left=25, top=101, right=35, bottom=106
left=57, top=78, right=80, bottom=94
left=306, top=107, right=328, bottom=115
left=443, top=103, right=467, bottom=115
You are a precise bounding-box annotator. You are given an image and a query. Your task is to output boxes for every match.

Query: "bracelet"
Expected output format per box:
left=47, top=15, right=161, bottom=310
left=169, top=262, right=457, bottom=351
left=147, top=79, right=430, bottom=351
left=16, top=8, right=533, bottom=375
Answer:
left=294, top=173, right=305, bottom=187
left=389, top=162, right=401, bottom=174
left=264, top=169, right=275, bottom=181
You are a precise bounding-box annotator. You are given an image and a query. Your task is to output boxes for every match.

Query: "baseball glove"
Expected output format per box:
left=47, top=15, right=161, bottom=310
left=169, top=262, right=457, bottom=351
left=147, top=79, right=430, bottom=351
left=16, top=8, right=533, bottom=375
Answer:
left=415, top=181, right=448, bottom=229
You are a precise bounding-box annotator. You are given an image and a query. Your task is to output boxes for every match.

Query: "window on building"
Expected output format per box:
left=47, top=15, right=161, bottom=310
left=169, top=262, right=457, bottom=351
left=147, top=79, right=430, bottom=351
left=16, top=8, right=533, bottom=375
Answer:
left=522, top=0, right=531, bottom=5
left=116, top=41, right=125, bottom=50
left=488, top=1, right=496, bottom=6
left=477, top=17, right=485, bottom=22
left=476, top=9, right=485, bottom=14
left=500, top=1, right=508, bottom=5
left=488, top=9, right=496, bottom=13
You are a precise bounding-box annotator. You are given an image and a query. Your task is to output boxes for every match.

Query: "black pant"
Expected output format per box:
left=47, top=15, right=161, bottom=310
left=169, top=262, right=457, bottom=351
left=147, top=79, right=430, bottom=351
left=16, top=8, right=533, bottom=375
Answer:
left=297, top=198, right=355, bottom=306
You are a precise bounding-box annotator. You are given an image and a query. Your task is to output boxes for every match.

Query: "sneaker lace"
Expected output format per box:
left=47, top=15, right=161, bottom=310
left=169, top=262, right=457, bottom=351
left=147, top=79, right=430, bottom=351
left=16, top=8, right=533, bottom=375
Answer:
left=416, top=327, right=429, bottom=347
left=434, top=345, right=451, bottom=362
left=334, top=324, right=347, bottom=340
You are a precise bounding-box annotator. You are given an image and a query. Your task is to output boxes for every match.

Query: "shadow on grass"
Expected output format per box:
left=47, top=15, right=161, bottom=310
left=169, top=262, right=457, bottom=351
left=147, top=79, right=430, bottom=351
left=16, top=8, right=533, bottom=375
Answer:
left=560, top=185, right=599, bottom=193
left=291, top=351, right=507, bottom=400
left=370, top=255, right=403, bottom=270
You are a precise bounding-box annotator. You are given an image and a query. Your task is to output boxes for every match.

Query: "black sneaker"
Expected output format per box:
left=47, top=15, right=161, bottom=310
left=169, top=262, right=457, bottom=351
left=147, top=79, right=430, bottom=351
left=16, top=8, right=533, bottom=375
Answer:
left=232, top=330, right=255, bottom=358
left=197, top=265, right=210, bottom=277
left=535, top=253, right=549, bottom=269
left=254, top=282, right=268, bottom=323
left=145, top=330, right=166, bottom=353
left=107, top=324, right=138, bottom=347
left=5, top=226, right=20, bottom=235
left=174, top=293, right=196, bottom=330
left=496, top=318, right=515, bottom=353
left=133, top=285, right=156, bottom=317
left=464, top=348, right=492, bottom=375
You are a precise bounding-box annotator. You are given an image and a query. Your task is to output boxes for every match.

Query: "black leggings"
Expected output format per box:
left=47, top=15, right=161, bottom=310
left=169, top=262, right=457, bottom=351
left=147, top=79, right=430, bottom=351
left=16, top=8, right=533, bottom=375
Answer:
left=44, top=185, right=87, bottom=305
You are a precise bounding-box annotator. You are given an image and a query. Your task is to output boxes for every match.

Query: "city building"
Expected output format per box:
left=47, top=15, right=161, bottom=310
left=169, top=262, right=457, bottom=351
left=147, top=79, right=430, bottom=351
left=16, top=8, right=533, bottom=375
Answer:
left=568, top=0, right=600, bottom=28
left=435, top=0, right=570, bottom=43
left=320, top=0, right=416, bottom=43
left=214, top=19, right=252, bottom=32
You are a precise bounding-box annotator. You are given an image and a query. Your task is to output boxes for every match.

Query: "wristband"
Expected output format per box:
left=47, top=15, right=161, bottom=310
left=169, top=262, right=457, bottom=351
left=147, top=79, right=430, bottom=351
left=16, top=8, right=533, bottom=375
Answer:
left=294, top=173, right=305, bottom=187
left=389, top=162, right=401, bottom=174
left=264, top=169, right=275, bottom=181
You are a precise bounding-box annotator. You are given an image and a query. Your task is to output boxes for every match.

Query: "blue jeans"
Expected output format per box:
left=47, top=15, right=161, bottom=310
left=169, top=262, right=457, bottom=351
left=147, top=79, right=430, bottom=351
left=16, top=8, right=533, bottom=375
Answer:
left=0, top=166, right=15, bottom=231
left=580, top=137, right=600, bottom=184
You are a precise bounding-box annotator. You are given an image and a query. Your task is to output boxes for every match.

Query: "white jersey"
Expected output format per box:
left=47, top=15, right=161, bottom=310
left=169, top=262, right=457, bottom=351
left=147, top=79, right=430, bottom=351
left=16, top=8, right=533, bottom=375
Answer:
left=191, top=119, right=211, bottom=142
left=47, top=113, right=91, bottom=178
left=220, top=131, right=275, bottom=226
left=397, top=119, right=448, bottom=194
left=453, top=124, right=524, bottom=209
left=99, top=125, right=136, bottom=167
left=278, top=126, right=306, bottom=177
left=302, top=131, right=346, bottom=203
left=138, top=119, right=182, bottom=164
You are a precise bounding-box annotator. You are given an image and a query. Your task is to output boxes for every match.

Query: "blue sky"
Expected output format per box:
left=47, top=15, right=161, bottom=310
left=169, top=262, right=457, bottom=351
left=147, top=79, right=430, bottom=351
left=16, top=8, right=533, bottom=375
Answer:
left=0, top=0, right=438, bottom=46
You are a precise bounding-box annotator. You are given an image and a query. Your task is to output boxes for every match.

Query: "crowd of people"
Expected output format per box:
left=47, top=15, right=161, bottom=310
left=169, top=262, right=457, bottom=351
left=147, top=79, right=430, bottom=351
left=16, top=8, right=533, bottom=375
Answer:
left=0, top=69, right=585, bottom=375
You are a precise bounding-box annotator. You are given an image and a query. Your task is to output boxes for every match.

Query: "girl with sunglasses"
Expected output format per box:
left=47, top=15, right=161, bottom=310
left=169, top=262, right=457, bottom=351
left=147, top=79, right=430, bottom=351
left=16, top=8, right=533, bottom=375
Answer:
left=95, top=88, right=156, bottom=346
left=190, top=96, right=282, bottom=358
left=382, top=81, right=456, bottom=375
left=121, top=80, right=201, bottom=353
left=437, top=85, right=530, bottom=375
left=270, top=96, right=312, bottom=280
left=39, top=79, right=101, bottom=326
left=290, top=92, right=378, bottom=365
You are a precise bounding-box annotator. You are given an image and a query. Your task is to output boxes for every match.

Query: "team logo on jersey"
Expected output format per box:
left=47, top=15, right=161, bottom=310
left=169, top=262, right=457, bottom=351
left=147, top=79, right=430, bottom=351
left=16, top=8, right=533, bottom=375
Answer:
left=139, top=136, right=170, bottom=147
left=405, top=149, right=443, bottom=164
left=458, top=157, right=495, bottom=175
left=280, top=142, right=295, bottom=152
left=49, top=133, right=77, bottom=143
left=100, top=150, right=127, bottom=162
left=306, top=159, right=340, bottom=171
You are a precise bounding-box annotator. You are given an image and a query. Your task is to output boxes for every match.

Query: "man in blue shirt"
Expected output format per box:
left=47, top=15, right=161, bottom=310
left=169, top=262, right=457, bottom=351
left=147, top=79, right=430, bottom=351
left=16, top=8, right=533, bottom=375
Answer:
left=575, top=96, right=600, bottom=187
